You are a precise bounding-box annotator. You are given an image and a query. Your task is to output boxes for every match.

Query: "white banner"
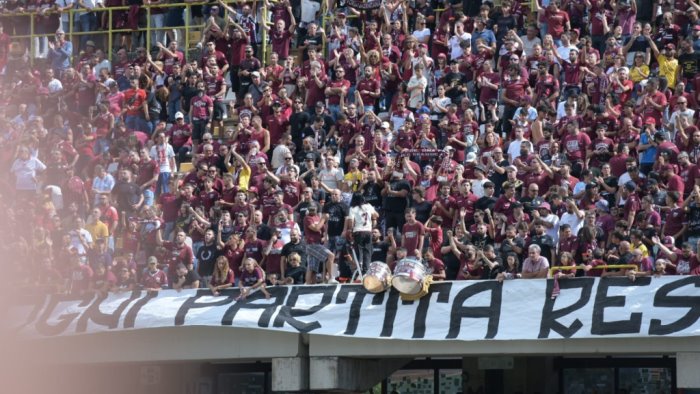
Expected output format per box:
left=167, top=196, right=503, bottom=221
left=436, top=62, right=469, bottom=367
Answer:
left=9, top=276, right=700, bottom=340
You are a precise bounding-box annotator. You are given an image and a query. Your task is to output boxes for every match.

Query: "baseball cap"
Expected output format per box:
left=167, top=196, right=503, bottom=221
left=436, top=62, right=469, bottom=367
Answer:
left=316, top=101, right=325, bottom=108
left=465, top=152, right=477, bottom=163
left=506, top=165, right=517, bottom=172
left=624, top=181, right=637, bottom=191
left=251, top=71, right=260, bottom=78
left=381, top=121, right=391, bottom=129
left=665, top=43, right=676, bottom=50
left=538, top=201, right=551, bottom=211
left=85, top=40, right=96, bottom=47
left=663, top=235, right=675, bottom=245
left=305, top=153, right=315, bottom=161
left=175, top=111, right=184, bottom=119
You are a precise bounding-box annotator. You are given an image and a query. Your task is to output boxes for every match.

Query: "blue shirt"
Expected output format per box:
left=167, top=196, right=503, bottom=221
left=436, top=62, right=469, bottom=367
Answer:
left=471, top=29, right=496, bottom=54
left=48, top=41, right=73, bottom=73
left=639, top=132, right=656, bottom=164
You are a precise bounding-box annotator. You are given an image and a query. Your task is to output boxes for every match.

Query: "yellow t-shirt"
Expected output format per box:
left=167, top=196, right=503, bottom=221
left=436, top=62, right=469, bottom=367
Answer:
left=629, top=64, right=650, bottom=83
left=657, top=54, right=678, bottom=89
left=343, top=170, right=363, bottom=192
left=85, top=221, right=109, bottom=241
left=237, top=166, right=251, bottom=192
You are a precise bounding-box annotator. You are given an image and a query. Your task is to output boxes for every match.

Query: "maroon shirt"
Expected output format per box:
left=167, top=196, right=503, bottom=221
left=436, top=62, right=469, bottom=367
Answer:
left=402, top=221, right=425, bottom=257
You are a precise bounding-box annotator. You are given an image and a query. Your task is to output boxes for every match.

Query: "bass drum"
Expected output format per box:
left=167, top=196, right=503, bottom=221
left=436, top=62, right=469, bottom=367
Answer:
left=391, top=258, right=426, bottom=295
left=362, top=261, right=392, bottom=293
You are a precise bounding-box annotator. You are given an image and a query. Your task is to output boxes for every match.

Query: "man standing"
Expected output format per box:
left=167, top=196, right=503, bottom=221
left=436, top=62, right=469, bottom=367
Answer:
left=123, top=76, right=149, bottom=133
left=150, top=132, right=176, bottom=197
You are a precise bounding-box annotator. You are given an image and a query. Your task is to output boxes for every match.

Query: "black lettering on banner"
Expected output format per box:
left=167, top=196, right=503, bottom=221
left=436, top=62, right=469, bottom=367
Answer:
left=539, top=278, right=594, bottom=338
left=10, top=294, right=49, bottom=332
left=273, top=286, right=335, bottom=333
left=591, top=277, right=650, bottom=335
left=649, top=276, right=700, bottom=335
left=222, top=286, right=288, bottom=327
left=35, top=293, right=95, bottom=336
left=335, top=285, right=367, bottom=336
left=76, top=290, right=143, bottom=332
left=411, top=282, right=453, bottom=339
left=447, top=281, right=502, bottom=339
left=380, top=288, right=402, bottom=337
left=176, top=289, right=238, bottom=326
left=123, top=290, right=159, bottom=328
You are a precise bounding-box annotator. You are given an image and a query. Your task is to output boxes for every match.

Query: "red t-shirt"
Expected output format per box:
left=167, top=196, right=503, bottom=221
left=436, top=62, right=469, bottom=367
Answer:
left=402, top=221, right=425, bottom=257
left=123, top=88, right=147, bottom=116
left=190, top=94, right=214, bottom=120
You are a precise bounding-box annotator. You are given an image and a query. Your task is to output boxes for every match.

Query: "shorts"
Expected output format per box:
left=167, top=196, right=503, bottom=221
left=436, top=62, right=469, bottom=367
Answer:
left=305, top=243, right=332, bottom=272
left=192, top=120, right=208, bottom=142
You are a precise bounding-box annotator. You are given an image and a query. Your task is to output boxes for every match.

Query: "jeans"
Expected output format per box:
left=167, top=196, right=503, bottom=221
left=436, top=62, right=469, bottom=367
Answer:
left=328, top=104, right=341, bottom=121
left=125, top=114, right=150, bottom=133
left=143, top=189, right=154, bottom=207
left=163, top=221, right=175, bottom=241
left=167, top=99, right=182, bottom=122
left=78, top=13, right=97, bottom=50
left=352, top=231, right=372, bottom=273
left=150, top=14, right=165, bottom=47
left=156, top=172, right=171, bottom=197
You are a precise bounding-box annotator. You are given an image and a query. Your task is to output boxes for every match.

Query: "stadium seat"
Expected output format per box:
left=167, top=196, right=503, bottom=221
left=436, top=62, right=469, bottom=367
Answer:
left=179, top=162, right=194, bottom=174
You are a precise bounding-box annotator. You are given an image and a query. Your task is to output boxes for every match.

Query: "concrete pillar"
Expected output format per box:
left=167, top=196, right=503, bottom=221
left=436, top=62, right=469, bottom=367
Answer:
left=309, top=357, right=410, bottom=392
left=677, top=352, right=700, bottom=388
left=272, top=357, right=309, bottom=392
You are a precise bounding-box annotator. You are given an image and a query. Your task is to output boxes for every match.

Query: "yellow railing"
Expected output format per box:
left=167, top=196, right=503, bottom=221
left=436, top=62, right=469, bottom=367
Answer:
left=549, top=264, right=638, bottom=277
left=0, top=0, right=267, bottom=64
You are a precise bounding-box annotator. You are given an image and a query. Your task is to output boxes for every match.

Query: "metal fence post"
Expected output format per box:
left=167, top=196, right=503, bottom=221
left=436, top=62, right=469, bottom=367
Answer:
left=108, top=9, right=113, bottom=62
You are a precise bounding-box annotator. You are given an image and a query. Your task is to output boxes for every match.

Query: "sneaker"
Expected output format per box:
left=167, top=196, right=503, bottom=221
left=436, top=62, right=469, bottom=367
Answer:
left=327, top=278, right=339, bottom=284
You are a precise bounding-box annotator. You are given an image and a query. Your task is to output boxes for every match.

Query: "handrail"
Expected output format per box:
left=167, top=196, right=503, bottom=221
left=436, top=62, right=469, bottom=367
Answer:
left=3, top=1, right=256, bottom=64
left=549, top=264, right=638, bottom=277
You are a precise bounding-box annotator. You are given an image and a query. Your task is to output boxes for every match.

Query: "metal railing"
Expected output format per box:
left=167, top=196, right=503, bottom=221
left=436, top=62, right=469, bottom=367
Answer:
left=0, top=0, right=268, bottom=64
left=549, top=264, right=638, bottom=277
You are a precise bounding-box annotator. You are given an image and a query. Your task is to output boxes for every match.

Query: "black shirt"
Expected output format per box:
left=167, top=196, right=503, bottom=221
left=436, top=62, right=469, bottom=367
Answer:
left=383, top=179, right=411, bottom=213
left=112, top=181, right=142, bottom=212
left=411, top=199, right=433, bottom=224
left=286, top=265, right=306, bottom=284
left=197, top=242, right=222, bottom=277
left=182, top=85, right=199, bottom=113
left=475, top=196, right=497, bottom=212
left=281, top=240, right=308, bottom=267
left=323, top=201, right=349, bottom=236
left=678, top=52, right=700, bottom=80
left=371, top=240, right=390, bottom=262
left=362, top=182, right=383, bottom=210
left=529, top=233, right=556, bottom=262
left=290, top=111, right=312, bottom=143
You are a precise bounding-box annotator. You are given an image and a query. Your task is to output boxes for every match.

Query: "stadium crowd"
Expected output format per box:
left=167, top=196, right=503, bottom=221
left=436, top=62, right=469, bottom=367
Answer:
left=2, top=0, right=700, bottom=296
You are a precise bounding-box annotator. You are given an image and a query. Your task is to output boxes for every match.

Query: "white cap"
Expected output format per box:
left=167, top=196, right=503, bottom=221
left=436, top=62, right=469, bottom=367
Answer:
left=175, top=111, right=184, bottom=119
left=465, top=152, right=477, bottom=163
left=381, top=121, right=391, bottom=129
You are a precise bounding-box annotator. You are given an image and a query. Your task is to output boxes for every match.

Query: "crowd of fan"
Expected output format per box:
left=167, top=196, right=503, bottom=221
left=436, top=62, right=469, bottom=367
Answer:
left=3, top=0, right=700, bottom=297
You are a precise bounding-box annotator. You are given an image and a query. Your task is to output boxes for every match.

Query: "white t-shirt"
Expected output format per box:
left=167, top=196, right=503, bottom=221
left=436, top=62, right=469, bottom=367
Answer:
left=559, top=212, right=584, bottom=236
left=319, top=167, right=344, bottom=190
left=520, top=35, right=542, bottom=58
left=348, top=204, right=377, bottom=232
left=407, top=75, right=428, bottom=108
left=11, top=157, right=46, bottom=191
left=412, top=28, right=432, bottom=43
left=149, top=144, right=175, bottom=173
left=448, top=32, right=472, bottom=60
left=301, top=0, right=321, bottom=24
